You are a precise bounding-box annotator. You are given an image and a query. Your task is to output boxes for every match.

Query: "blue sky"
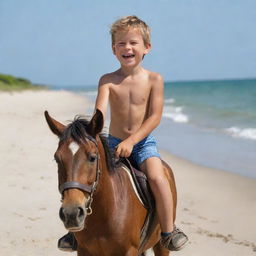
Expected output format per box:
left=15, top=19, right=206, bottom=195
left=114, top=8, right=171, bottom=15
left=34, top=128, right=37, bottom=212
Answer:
left=0, top=0, right=255, bottom=86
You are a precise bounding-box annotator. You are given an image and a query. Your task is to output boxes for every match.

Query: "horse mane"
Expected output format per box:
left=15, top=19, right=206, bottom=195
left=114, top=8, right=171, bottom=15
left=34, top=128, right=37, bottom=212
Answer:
left=60, top=116, right=116, bottom=170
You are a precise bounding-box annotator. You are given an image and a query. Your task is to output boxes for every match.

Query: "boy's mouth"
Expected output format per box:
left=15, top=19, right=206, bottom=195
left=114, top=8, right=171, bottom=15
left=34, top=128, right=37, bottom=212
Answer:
left=122, top=54, right=135, bottom=59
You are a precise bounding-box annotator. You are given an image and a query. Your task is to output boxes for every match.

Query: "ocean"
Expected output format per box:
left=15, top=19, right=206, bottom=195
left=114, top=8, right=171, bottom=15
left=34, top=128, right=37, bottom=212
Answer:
left=158, top=79, right=256, bottom=178
left=51, top=78, right=256, bottom=178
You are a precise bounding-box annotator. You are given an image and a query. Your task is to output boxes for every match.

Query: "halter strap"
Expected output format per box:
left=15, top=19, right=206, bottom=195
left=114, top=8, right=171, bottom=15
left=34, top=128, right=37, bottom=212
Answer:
left=58, top=137, right=101, bottom=199
left=59, top=181, right=94, bottom=194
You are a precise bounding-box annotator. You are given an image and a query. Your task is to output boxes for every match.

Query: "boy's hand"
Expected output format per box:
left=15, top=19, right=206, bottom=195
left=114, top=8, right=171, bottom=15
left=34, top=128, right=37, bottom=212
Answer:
left=115, top=139, right=134, bottom=158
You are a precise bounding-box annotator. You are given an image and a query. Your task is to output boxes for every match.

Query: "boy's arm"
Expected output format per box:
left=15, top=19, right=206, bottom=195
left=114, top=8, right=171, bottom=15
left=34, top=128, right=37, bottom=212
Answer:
left=116, top=74, right=164, bottom=158
left=94, top=75, right=110, bottom=122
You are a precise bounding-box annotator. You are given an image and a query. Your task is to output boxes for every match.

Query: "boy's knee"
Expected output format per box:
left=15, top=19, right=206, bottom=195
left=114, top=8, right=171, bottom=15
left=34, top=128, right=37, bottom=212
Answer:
left=139, top=156, right=162, bottom=171
left=147, top=173, right=166, bottom=185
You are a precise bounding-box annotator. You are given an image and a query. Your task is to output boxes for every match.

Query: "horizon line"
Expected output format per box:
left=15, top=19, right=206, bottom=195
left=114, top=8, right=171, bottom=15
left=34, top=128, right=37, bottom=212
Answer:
left=48, top=76, right=256, bottom=88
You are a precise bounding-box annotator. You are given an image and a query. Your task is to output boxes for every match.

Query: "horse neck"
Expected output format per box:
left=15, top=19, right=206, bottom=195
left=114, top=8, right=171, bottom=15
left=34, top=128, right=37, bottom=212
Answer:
left=95, top=137, right=127, bottom=207
left=95, top=136, right=113, bottom=195
left=95, top=136, right=129, bottom=206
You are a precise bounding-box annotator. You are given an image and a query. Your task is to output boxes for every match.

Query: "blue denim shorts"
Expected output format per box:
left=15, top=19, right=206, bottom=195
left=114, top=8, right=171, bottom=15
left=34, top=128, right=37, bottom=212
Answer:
left=108, top=134, right=161, bottom=167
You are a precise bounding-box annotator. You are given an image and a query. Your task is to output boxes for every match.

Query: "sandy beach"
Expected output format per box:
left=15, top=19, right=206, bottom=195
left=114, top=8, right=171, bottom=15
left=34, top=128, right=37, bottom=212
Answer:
left=0, top=90, right=255, bottom=256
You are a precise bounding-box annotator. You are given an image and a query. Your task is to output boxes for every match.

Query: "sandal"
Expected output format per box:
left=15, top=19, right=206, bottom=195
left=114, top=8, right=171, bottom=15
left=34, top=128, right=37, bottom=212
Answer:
left=160, top=226, right=188, bottom=251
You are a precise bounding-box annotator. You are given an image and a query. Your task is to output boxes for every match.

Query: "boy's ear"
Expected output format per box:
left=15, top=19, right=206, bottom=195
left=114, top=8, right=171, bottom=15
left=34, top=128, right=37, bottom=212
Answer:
left=144, top=43, right=151, bottom=55
left=112, top=44, right=116, bottom=55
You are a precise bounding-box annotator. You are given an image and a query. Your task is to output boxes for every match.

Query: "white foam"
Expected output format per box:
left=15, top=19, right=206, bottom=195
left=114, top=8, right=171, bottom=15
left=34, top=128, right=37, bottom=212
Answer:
left=163, top=106, right=189, bottom=123
left=225, top=127, right=256, bottom=140
left=164, top=98, right=175, bottom=104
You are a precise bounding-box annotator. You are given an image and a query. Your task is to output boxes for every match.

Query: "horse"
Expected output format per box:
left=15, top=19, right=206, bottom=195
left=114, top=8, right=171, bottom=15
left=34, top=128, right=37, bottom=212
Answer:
left=45, top=109, right=177, bottom=256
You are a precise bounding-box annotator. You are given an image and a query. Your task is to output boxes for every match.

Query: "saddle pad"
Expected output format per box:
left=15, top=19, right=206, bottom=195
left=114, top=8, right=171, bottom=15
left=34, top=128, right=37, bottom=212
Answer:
left=121, top=164, right=145, bottom=206
left=120, top=158, right=155, bottom=211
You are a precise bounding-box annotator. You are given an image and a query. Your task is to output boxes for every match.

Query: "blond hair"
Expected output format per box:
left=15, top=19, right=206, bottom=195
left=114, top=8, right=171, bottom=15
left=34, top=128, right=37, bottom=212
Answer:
left=110, top=15, right=151, bottom=46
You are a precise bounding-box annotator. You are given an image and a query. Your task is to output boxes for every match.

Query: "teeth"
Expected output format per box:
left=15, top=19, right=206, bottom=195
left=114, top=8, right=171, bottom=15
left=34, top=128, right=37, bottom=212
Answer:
left=122, top=54, right=135, bottom=58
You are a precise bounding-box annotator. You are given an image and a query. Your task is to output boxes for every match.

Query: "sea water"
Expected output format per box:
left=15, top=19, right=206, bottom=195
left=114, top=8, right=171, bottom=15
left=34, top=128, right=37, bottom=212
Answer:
left=51, top=79, right=256, bottom=178
left=157, top=79, right=256, bottom=178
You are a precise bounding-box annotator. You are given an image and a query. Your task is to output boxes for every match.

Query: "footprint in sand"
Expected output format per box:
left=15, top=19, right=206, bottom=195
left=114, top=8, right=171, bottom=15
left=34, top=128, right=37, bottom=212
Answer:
left=28, top=217, right=42, bottom=221
left=13, top=212, right=24, bottom=218
left=196, top=227, right=256, bottom=252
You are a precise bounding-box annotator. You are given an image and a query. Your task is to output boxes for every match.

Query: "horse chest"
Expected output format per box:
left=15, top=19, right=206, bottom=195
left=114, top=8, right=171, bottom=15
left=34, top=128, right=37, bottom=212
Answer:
left=79, top=235, right=130, bottom=255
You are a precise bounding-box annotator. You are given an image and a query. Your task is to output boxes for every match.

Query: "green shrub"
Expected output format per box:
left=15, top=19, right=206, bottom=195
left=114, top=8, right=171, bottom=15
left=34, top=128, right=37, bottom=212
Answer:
left=0, top=73, right=45, bottom=91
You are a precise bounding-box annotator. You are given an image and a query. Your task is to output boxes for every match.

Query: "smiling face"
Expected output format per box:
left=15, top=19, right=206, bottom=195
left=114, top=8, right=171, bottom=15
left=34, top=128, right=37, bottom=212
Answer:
left=112, top=28, right=151, bottom=68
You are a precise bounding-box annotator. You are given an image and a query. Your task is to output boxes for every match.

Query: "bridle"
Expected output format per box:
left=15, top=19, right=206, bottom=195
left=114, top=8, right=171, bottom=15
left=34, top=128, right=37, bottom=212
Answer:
left=58, top=136, right=101, bottom=215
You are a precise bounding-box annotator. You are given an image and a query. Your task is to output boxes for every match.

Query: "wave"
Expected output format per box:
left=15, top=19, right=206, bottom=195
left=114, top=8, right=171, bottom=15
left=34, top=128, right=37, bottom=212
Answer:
left=164, top=98, right=175, bottom=104
left=225, top=127, right=256, bottom=140
left=163, top=106, right=189, bottom=123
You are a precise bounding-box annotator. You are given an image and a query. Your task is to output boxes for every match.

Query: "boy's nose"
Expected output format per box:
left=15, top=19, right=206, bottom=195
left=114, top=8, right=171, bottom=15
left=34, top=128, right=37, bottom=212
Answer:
left=124, top=43, right=132, bottom=49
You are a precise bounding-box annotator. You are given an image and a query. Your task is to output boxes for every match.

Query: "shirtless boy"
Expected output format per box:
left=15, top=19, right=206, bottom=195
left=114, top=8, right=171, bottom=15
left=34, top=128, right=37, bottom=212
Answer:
left=58, top=15, right=188, bottom=252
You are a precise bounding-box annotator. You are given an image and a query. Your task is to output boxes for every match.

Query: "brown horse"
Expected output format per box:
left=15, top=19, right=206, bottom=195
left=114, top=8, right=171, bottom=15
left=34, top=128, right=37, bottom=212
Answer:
left=45, top=109, right=177, bottom=256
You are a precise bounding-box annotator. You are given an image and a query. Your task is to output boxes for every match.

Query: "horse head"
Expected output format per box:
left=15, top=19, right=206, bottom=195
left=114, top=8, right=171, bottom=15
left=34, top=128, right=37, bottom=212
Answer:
left=45, top=109, right=103, bottom=232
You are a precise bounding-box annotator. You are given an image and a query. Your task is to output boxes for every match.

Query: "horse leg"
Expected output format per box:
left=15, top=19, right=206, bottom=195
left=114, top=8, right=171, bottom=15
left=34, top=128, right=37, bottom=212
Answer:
left=153, top=241, right=170, bottom=256
left=123, top=247, right=140, bottom=256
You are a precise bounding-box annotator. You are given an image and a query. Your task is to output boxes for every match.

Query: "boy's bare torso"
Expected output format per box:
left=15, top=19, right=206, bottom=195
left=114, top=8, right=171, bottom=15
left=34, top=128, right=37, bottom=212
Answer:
left=102, top=68, right=157, bottom=140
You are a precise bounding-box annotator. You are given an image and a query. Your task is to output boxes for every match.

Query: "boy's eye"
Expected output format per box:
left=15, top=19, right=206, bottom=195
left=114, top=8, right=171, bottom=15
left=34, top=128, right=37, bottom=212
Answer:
left=131, top=42, right=138, bottom=45
left=117, top=42, right=125, bottom=46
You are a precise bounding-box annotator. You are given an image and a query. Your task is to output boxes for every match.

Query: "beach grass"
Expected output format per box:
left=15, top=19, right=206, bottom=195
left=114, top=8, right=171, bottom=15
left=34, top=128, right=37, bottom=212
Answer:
left=0, top=73, right=46, bottom=91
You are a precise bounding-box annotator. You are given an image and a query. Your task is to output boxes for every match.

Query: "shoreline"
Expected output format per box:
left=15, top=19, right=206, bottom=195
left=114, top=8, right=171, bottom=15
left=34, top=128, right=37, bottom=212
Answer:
left=0, top=90, right=255, bottom=255
left=160, top=146, right=256, bottom=180
left=155, top=118, right=256, bottom=179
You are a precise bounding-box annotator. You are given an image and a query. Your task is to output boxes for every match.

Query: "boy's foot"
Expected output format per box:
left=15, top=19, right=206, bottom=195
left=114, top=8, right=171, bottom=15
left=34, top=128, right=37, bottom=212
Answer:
left=58, top=232, right=77, bottom=252
left=160, top=227, right=188, bottom=251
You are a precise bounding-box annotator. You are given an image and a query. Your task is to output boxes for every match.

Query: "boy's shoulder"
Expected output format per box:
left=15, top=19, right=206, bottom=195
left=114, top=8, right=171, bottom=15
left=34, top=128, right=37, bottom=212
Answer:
left=147, top=70, right=163, bottom=82
left=98, top=70, right=120, bottom=86
left=98, top=69, right=163, bottom=88
left=146, top=70, right=164, bottom=89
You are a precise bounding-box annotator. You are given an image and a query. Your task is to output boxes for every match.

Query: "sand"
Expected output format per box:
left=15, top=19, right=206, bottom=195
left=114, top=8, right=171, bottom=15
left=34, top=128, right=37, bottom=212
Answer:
left=0, top=90, right=255, bottom=256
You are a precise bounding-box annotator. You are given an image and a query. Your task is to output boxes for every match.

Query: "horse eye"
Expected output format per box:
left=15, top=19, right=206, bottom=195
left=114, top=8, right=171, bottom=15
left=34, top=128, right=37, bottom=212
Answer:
left=88, top=154, right=97, bottom=163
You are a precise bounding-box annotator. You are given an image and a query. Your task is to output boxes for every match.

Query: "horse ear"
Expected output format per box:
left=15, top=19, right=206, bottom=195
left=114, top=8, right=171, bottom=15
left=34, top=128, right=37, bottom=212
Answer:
left=44, top=111, right=66, bottom=137
left=87, top=109, right=104, bottom=137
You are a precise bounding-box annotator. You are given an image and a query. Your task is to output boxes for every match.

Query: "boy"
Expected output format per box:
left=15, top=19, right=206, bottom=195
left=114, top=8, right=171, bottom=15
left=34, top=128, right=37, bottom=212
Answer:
left=58, top=15, right=188, bottom=252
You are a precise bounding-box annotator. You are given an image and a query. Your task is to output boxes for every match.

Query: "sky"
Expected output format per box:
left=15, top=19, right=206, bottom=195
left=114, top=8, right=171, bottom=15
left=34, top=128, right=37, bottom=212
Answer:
left=0, top=0, right=256, bottom=86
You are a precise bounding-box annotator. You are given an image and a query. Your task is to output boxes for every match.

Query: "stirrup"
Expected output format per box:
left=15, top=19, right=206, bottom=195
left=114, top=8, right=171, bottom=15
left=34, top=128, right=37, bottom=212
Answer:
left=58, top=232, right=77, bottom=252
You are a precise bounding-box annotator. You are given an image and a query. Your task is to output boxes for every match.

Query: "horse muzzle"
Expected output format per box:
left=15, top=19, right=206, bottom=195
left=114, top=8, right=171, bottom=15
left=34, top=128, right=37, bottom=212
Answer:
left=59, top=204, right=86, bottom=232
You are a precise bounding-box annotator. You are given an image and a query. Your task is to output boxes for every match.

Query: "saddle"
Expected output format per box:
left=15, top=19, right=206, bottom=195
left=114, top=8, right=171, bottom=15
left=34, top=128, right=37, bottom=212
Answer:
left=119, top=158, right=157, bottom=252
left=120, top=158, right=154, bottom=210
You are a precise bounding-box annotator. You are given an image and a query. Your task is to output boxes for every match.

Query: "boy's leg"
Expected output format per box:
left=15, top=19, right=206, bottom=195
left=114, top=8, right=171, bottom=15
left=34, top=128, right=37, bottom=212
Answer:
left=139, top=156, right=188, bottom=251
left=140, top=157, right=173, bottom=232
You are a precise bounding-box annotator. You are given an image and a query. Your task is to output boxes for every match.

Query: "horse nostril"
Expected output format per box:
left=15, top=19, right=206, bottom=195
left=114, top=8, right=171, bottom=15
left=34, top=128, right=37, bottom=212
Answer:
left=59, top=207, right=66, bottom=222
left=77, top=207, right=85, bottom=219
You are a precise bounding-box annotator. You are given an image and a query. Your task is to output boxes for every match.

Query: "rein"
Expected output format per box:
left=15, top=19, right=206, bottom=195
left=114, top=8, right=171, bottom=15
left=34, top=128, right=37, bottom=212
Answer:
left=58, top=136, right=101, bottom=215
